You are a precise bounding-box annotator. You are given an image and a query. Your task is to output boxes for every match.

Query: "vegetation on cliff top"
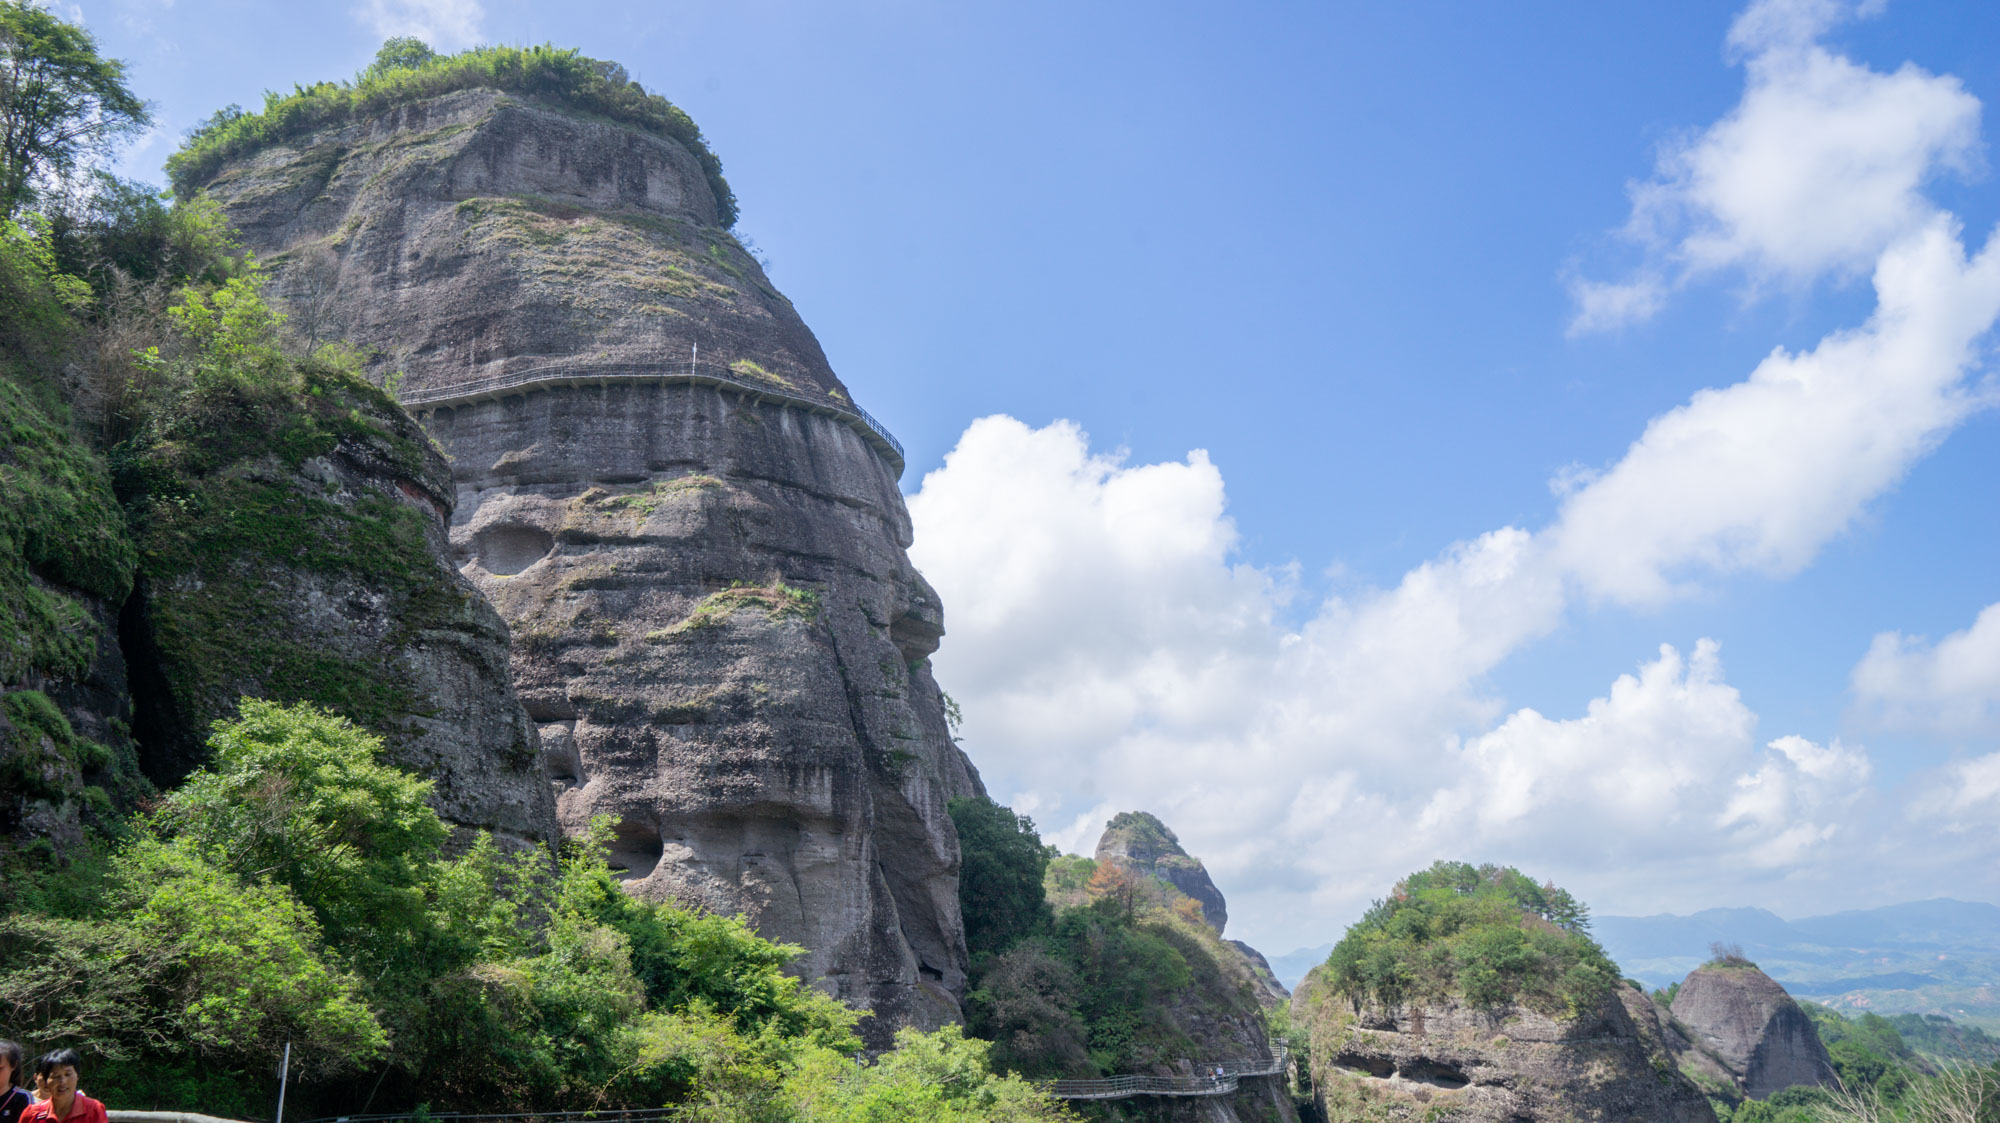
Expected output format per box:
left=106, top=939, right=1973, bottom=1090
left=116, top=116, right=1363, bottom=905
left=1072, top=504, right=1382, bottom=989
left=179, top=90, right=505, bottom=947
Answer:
left=167, top=38, right=738, bottom=227
left=1323, top=860, right=1616, bottom=1016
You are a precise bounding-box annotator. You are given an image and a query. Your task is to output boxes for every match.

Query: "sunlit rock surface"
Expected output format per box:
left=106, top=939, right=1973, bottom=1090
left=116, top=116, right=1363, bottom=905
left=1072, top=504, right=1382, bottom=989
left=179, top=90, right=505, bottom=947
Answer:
left=198, top=84, right=985, bottom=1039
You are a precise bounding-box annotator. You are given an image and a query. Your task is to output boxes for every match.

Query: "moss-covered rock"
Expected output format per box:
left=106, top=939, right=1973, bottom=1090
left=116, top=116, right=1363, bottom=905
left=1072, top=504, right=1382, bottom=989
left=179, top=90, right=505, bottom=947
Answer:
left=0, top=324, right=136, bottom=686
left=116, top=360, right=557, bottom=845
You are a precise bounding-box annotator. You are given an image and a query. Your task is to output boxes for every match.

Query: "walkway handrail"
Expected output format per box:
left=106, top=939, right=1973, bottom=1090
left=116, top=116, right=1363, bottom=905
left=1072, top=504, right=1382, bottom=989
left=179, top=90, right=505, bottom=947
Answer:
left=1045, top=1045, right=1288, bottom=1101
left=110, top=1113, right=262, bottom=1123
left=398, top=361, right=905, bottom=477
left=298, top=1110, right=680, bottom=1123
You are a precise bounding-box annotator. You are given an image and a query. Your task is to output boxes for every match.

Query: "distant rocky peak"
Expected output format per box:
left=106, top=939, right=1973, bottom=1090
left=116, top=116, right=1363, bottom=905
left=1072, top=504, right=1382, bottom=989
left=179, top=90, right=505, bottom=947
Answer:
left=1094, top=810, right=1229, bottom=935
left=1669, top=960, right=1836, bottom=1100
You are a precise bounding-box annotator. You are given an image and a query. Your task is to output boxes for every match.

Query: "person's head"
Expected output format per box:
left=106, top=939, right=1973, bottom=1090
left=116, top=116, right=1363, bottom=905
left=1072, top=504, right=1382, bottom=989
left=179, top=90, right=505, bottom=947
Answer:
left=31, top=1051, right=79, bottom=1101
left=0, top=1040, right=20, bottom=1089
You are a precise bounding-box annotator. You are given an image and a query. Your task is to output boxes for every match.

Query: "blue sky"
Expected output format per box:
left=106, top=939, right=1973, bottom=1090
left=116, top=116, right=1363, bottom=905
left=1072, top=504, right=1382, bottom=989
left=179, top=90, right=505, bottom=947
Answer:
left=77, top=0, right=2000, bottom=954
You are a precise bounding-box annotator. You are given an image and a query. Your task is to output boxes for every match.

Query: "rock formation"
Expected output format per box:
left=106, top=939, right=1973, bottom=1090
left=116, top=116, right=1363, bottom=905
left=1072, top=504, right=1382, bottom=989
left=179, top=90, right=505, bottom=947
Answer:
left=1294, top=971, right=1717, bottom=1122
left=1094, top=811, right=1291, bottom=1006
left=2, top=338, right=554, bottom=867
left=195, top=84, right=984, bottom=1037
left=1229, top=940, right=1291, bottom=1011
left=1098, top=810, right=1230, bottom=934
left=117, top=365, right=561, bottom=847
left=1669, top=962, right=1836, bottom=1100
left=1083, top=814, right=1297, bottom=1123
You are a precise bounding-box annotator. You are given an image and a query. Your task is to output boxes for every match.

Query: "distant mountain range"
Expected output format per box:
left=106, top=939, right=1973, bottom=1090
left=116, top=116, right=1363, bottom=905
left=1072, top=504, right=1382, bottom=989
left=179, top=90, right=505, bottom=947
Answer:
left=1268, top=943, right=1334, bottom=991
left=1593, top=898, right=2000, bottom=1031
left=1268, top=898, right=2000, bottom=1031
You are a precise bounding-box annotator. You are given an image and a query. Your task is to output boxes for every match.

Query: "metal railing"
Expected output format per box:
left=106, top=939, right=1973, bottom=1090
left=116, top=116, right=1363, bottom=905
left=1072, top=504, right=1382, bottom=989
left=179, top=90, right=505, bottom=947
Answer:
left=398, top=361, right=905, bottom=476
left=300, top=1110, right=679, bottom=1123
left=110, top=1113, right=262, bottom=1123
left=1045, top=1045, right=1288, bottom=1101
left=286, top=1049, right=1289, bottom=1116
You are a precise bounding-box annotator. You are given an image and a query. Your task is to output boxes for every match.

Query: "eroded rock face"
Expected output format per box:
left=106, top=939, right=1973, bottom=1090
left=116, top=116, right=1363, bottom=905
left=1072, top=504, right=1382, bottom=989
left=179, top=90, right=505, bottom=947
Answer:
left=199, top=87, right=826, bottom=399
left=1097, top=810, right=1230, bottom=934
left=121, top=372, right=560, bottom=849
left=1295, top=973, right=1717, bottom=1123
left=1670, top=964, right=1835, bottom=1100
left=198, top=85, right=985, bottom=1039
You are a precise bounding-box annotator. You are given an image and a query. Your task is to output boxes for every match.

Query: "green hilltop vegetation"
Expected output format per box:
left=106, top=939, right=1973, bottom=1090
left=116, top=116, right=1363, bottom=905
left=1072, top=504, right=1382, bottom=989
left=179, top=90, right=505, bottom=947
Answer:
left=166, top=36, right=737, bottom=227
left=1322, top=860, right=1615, bottom=1015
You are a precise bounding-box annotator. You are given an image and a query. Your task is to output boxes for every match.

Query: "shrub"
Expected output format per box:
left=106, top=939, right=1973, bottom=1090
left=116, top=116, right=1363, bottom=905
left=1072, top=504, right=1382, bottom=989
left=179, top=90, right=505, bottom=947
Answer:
left=1706, top=941, right=1756, bottom=969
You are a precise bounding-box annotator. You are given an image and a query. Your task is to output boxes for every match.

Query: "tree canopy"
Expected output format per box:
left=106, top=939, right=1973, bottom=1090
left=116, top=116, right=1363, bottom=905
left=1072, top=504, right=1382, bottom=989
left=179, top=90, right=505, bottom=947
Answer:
left=0, top=0, right=149, bottom=212
left=2, top=700, right=1072, bottom=1119
left=1323, top=860, right=1617, bottom=1015
left=950, top=796, right=1055, bottom=960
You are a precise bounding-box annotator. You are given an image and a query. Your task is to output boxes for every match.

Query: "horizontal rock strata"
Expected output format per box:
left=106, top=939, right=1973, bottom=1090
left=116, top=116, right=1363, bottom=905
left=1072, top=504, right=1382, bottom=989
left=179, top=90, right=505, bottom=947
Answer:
left=199, top=82, right=985, bottom=1039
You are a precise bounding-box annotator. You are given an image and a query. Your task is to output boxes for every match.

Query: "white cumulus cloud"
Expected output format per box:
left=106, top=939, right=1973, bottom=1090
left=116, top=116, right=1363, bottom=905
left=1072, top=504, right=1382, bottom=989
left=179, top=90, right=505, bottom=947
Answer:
left=1570, top=0, right=1980, bottom=332
left=908, top=0, right=2000, bottom=949
left=909, top=419, right=1895, bottom=948
left=355, top=0, right=483, bottom=50
left=1852, top=601, right=2000, bottom=734
left=1548, top=219, right=2000, bottom=606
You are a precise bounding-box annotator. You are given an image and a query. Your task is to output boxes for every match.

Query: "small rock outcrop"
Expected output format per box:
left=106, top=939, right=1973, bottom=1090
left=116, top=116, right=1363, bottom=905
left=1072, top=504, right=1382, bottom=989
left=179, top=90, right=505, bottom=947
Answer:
left=1229, top=939, right=1292, bottom=1011
left=1097, top=810, right=1230, bottom=934
left=1669, top=962, right=1835, bottom=1099
left=196, top=81, right=984, bottom=1038
left=1295, top=973, right=1717, bottom=1123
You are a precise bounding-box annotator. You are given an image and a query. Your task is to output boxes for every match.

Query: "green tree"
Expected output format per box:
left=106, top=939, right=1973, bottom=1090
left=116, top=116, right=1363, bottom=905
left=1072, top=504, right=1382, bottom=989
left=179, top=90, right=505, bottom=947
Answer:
left=950, top=796, right=1056, bottom=960
left=0, top=1, right=150, bottom=212
left=363, top=37, right=437, bottom=81
left=1324, top=860, right=1618, bottom=1015
left=150, top=699, right=451, bottom=952
left=785, top=1025, right=1076, bottom=1123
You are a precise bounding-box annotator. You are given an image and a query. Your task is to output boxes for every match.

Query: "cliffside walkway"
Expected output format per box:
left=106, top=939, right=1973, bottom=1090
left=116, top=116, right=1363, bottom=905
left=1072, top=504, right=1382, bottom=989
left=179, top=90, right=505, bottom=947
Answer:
left=1045, top=1045, right=1289, bottom=1100
left=400, top=361, right=906, bottom=477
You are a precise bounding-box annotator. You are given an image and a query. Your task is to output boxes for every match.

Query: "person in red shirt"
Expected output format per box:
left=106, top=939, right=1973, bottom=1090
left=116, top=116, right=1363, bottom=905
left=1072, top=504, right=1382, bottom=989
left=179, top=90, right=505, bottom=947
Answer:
left=20, top=1051, right=105, bottom=1123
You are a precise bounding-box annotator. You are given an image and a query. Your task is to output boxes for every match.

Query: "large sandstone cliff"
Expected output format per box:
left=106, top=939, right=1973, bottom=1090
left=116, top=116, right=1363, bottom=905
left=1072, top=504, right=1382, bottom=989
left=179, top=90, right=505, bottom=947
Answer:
left=196, top=85, right=985, bottom=1037
left=1669, top=963, right=1835, bottom=1100
left=1294, top=970, right=1717, bottom=1123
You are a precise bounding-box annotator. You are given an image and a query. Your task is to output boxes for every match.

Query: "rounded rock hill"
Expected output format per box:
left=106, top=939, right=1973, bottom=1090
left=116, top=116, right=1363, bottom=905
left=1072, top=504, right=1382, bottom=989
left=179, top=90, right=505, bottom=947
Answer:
left=1670, top=961, right=1836, bottom=1100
